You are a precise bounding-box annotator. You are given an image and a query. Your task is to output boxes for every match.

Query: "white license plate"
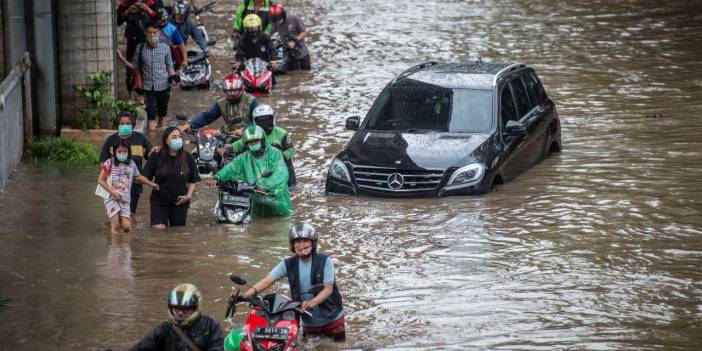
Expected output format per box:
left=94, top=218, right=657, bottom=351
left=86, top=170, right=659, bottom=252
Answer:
left=222, top=194, right=250, bottom=206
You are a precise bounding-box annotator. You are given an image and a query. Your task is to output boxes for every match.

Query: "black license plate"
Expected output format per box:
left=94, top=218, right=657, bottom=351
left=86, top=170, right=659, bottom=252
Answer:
left=222, top=194, right=250, bottom=206
left=254, top=327, right=289, bottom=340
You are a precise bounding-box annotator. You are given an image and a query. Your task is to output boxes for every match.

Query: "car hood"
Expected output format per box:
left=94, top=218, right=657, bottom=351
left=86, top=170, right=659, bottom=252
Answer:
left=341, top=130, right=490, bottom=170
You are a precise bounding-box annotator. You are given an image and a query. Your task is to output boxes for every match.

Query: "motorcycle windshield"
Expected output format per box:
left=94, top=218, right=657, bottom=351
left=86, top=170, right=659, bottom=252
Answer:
left=244, top=58, right=269, bottom=77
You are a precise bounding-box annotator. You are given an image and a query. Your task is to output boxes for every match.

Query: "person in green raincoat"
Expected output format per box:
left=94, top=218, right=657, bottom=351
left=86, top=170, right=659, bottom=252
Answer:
left=231, top=104, right=296, bottom=186
left=210, top=125, right=293, bottom=217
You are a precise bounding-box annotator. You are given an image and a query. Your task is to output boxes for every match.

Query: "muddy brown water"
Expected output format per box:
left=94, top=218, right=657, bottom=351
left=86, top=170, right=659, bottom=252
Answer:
left=2, top=0, right=702, bottom=349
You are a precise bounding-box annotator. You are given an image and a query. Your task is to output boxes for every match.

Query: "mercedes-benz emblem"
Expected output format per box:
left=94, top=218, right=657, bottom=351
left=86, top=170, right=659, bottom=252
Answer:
left=387, top=173, right=404, bottom=190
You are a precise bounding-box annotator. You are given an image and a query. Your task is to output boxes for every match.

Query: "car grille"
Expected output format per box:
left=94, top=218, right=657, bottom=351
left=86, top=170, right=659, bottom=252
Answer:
left=352, top=165, right=444, bottom=192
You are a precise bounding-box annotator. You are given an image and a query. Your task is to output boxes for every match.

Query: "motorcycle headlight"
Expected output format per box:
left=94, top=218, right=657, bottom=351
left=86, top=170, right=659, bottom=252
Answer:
left=328, top=158, right=351, bottom=182
left=200, top=146, right=215, bottom=161
left=226, top=209, right=245, bottom=223
left=448, top=163, right=485, bottom=185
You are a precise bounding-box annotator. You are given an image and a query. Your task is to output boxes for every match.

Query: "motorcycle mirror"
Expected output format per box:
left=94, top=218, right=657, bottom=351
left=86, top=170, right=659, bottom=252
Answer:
left=230, top=275, right=247, bottom=285
left=175, top=112, right=188, bottom=121
left=261, top=170, right=273, bottom=178
left=230, top=116, right=243, bottom=125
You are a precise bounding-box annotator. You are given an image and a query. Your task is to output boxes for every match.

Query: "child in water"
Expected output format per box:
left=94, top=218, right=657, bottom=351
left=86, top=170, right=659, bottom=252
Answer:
left=98, top=140, right=159, bottom=234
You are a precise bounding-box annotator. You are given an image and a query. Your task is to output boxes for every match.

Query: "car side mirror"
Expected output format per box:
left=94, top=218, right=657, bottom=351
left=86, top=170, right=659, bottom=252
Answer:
left=175, top=112, right=188, bottom=121
left=345, top=116, right=360, bottom=131
left=503, top=120, right=526, bottom=137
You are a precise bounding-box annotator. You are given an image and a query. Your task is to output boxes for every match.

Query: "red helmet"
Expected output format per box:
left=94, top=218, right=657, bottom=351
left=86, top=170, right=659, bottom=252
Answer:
left=223, top=73, right=244, bottom=102
left=268, top=4, right=286, bottom=23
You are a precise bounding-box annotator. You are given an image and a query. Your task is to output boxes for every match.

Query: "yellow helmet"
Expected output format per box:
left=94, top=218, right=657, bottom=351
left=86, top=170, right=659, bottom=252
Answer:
left=243, top=14, right=262, bottom=32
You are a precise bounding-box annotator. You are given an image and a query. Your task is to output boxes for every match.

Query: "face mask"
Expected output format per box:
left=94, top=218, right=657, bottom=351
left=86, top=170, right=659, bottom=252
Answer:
left=147, top=35, right=159, bottom=45
left=116, top=153, right=129, bottom=162
left=276, top=19, right=284, bottom=25
left=170, top=138, right=183, bottom=151
left=118, top=124, right=133, bottom=137
left=248, top=142, right=262, bottom=152
left=299, top=247, right=312, bottom=256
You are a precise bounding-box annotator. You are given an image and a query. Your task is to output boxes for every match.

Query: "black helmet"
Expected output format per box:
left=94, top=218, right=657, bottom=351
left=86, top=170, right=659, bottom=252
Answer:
left=167, top=283, right=202, bottom=328
left=289, top=222, right=318, bottom=253
left=174, top=0, right=191, bottom=18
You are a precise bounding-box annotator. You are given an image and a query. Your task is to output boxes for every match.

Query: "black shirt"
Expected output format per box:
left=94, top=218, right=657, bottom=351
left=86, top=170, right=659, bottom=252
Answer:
left=143, top=152, right=200, bottom=204
left=235, top=33, right=275, bottom=63
left=100, top=132, right=153, bottom=193
left=129, top=314, right=225, bottom=351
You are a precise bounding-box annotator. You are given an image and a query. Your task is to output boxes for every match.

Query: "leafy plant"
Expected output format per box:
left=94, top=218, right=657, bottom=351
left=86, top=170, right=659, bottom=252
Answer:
left=74, top=70, right=143, bottom=129
left=27, top=137, right=99, bottom=166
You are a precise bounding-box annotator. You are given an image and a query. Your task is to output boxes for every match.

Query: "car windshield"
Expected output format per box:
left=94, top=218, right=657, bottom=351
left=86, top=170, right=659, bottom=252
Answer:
left=365, top=79, right=493, bottom=133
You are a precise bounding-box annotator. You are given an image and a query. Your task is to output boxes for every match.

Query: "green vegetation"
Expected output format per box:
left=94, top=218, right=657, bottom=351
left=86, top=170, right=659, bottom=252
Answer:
left=74, top=70, right=143, bottom=129
left=27, top=137, right=99, bottom=166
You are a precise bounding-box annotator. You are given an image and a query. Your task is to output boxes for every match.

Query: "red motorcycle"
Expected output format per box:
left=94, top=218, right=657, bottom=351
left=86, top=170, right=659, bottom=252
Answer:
left=225, top=275, right=318, bottom=351
left=238, top=57, right=273, bottom=95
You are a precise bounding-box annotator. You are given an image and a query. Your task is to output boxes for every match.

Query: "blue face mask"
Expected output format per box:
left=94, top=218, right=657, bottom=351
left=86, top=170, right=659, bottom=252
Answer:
left=248, top=142, right=262, bottom=152
left=116, top=153, right=129, bottom=162
left=170, top=138, right=183, bottom=151
left=118, top=124, right=133, bottom=137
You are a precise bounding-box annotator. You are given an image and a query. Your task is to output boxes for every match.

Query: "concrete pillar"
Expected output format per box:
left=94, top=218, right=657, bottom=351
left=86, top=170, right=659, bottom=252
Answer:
left=5, top=0, right=27, bottom=66
left=33, top=0, right=58, bottom=134
left=56, top=0, right=116, bottom=128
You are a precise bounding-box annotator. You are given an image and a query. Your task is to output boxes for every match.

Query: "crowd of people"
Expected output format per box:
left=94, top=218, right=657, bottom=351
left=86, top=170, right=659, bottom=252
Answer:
left=102, top=1, right=341, bottom=349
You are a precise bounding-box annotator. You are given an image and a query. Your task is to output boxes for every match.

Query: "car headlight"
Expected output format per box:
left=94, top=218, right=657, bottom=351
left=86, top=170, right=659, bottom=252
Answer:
left=448, top=163, right=485, bottom=185
left=329, top=158, right=351, bottom=182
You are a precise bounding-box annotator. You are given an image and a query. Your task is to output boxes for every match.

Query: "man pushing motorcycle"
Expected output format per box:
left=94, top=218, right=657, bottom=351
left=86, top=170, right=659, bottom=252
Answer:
left=207, top=125, right=293, bottom=218
left=179, top=73, right=258, bottom=137
left=227, top=222, right=346, bottom=348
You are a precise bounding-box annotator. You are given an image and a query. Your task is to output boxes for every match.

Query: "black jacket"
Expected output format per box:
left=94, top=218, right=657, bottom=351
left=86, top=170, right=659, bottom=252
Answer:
left=235, top=33, right=275, bottom=63
left=129, top=314, right=225, bottom=351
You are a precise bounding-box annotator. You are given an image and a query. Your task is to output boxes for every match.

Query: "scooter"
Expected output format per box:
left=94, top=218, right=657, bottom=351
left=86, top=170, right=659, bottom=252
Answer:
left=175, top=112, right=238, bottom=178
left=271, top=37, right=299, bottom=75
left=238, top=57, right=273, bottom=94
left=224, top=275, right=320, bottom=351
left=179, top=1, right=217, bottom=89
left=213, top=170, right=272, bottom=224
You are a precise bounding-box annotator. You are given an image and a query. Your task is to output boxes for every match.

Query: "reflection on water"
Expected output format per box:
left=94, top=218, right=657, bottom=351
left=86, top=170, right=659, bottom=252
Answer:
left=2, top=0, right=702, bottom=349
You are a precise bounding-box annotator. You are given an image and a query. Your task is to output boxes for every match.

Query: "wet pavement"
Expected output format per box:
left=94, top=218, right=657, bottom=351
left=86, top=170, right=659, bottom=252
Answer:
left=1, top=0, right=702, bottom=349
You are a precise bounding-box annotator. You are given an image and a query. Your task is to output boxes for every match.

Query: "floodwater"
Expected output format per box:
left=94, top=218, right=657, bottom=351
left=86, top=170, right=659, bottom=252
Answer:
left=2, top=0, right=702, bottom=349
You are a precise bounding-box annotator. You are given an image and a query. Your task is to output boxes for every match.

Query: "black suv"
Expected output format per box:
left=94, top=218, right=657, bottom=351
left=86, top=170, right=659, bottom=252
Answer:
left=325, top=61, right=562, bottom=197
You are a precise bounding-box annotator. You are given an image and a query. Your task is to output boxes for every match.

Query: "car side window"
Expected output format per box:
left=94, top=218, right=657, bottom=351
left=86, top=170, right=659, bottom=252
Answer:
left=523, top=74, right=541, bottom=107
left=530, top=72, right=548, bottom=102
left=510, top=78, right=531, bottom=118
left=500, top=85, right=517, bottom=129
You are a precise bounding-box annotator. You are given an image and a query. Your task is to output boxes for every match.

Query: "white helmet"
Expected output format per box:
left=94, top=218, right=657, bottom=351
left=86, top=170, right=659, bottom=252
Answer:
left=252, top=104, right=276, bottom=134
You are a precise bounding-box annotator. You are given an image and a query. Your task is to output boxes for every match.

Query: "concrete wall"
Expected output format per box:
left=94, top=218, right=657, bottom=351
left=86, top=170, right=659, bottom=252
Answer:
left=0, top=1, right=5, bottom=80
left=57, top=0, right=116, bottom=128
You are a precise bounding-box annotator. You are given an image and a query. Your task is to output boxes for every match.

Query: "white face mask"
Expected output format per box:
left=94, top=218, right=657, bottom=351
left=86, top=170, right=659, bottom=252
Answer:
left=147, top=35, right=159, bottom=45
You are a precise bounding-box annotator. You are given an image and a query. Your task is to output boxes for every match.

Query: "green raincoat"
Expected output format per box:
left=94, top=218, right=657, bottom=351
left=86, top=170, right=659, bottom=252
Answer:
left=215, top=140, right=293, bottom=217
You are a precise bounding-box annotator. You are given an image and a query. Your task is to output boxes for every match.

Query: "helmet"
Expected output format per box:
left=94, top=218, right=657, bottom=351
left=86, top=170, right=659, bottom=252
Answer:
left=289, top=222, right=318, bottom=253
left=252, top=104, right=275, bottom=134
left=268, top=4, right=287, bottom=23
left=242, top=125, right=266, bottom=151
left=157, top=8, right=169, bottom=22
left=222, top=73, right=244, bottom=102
left=167, top=283, right=202, bottom=328
left=243, top=14, right=262, bottom=33
left=174, top=0, right=191, bottom=18
left=224, top=329, right=243, bottom=351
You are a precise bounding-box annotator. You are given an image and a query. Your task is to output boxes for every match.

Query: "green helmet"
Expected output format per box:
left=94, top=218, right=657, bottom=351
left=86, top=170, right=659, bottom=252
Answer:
left=167, top=283, right=202, bottom=328
left=242, top=125, right=266, bottom=144
left=224, top=329, right=243, bottom=351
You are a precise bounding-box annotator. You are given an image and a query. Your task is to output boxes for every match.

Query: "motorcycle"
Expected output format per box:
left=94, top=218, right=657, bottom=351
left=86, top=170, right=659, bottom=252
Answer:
left=238, top=57, right=273, bottom=95
left=271, top=37, right=299, bottom=75
left=179, top=1, right=217, bottom=89
left=213, top=169, right=269, bottom=224
left=175, top=112, right=238, bottom=178
left=224, top=275, right=321, bottom=351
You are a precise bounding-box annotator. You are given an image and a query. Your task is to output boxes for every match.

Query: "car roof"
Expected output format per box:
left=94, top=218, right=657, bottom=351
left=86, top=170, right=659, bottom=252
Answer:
left=398, top=62, right=525, bottom=90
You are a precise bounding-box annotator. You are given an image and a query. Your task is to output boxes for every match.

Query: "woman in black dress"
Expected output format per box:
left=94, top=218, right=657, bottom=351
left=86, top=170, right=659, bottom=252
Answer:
left=143, top=126, right=200, bottom=228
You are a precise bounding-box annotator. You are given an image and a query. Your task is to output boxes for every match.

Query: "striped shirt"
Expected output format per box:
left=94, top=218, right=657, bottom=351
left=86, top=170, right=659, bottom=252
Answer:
left=133, top=41, right=173, bottom=92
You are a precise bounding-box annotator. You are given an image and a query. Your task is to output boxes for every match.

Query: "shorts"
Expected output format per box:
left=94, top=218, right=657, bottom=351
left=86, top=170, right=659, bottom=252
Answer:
left=303, top=315, right=345, bottom=342
left=106, top=199, right=131, bottom=219
left=144, top=88, right=171, bottom=120
left=150, top=200, right=190, bottom=226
